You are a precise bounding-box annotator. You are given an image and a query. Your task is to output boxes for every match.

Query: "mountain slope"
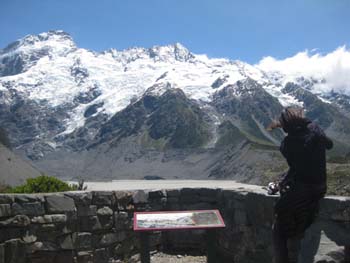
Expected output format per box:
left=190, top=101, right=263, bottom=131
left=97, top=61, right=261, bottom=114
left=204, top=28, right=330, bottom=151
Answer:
left=0, top=31, right=349, bottom=181
left=0, top=143, right=42, bottom=186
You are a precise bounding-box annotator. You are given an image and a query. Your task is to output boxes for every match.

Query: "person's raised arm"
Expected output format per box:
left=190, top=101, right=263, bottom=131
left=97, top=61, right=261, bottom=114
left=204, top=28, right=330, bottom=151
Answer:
left=308, top=122, right=333, bottom=150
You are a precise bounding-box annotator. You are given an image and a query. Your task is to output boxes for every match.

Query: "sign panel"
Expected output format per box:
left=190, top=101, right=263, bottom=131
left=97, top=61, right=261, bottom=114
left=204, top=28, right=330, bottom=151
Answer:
left=133, top=210, right=225, bottom=231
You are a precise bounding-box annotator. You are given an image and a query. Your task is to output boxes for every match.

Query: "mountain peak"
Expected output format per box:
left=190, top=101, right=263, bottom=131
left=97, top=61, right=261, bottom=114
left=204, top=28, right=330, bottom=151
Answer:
left=0, top=30, right=77, bottom=77
left=104, top=43, right=194, bottom=64
left=148, top=43, right=194, bottom=62
left=1, top=30, right=76, bottom=55
left=37, top=30, right=73, bottom=42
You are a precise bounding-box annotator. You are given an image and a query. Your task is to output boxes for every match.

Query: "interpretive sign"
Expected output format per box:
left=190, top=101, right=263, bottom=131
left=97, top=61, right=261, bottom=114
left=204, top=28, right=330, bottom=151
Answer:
left=133, top=209, right=225, bottom=231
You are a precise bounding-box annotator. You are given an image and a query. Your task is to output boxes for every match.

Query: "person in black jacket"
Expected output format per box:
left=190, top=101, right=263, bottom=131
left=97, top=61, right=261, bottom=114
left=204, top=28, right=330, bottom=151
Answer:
left=267, top=107, right=333, bottom=263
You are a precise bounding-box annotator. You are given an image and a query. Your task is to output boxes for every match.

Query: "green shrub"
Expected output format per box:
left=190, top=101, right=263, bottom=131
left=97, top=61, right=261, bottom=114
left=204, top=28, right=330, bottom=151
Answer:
left=7, top=175, right=77, bottom=193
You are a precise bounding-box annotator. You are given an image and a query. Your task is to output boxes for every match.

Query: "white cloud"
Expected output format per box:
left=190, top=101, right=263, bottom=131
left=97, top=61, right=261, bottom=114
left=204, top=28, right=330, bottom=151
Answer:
left=256, top=46, right=350, bottom=95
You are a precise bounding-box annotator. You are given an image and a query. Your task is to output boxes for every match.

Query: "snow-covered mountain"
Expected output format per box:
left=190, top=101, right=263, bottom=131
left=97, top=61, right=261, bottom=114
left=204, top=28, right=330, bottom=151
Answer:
left=1, top=30, right=350, bottom=180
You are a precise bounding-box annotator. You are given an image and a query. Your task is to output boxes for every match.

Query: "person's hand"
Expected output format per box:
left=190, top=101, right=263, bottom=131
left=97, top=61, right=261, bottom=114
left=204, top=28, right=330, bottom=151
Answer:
left=267, top=182, right=279, bottom=195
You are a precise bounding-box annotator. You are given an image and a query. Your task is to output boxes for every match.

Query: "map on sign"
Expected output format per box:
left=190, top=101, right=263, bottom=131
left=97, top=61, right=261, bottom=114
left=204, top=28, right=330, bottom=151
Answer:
left=133, top=210, right=225, bottom=231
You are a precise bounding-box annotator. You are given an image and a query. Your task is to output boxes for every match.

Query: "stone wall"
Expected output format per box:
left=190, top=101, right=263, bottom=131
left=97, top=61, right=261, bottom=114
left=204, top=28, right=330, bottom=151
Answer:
left=0, top=186, right=349, bottom=263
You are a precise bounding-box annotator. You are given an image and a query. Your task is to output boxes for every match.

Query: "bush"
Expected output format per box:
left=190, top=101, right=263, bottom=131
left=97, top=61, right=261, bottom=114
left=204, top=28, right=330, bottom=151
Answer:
left=7, top=175, right=78, bottom=193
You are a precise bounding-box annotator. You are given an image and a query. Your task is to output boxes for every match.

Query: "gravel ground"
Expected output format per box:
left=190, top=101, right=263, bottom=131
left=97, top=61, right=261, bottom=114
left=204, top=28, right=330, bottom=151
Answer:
left=150, top=252, right=207, bottom=263
left=113, top=252, right=207, bottom=263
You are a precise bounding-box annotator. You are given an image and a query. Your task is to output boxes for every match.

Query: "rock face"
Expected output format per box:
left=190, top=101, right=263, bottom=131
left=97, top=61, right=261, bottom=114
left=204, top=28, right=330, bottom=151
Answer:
left=1, top=31, right=350, bottom=181
left=0, top=185, right=349, bottom=263
left=0, top=143, right=41, bottom=186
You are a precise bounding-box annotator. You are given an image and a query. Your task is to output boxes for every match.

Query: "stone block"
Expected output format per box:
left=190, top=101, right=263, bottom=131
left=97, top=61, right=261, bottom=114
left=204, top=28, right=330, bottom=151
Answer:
left=33, top=223, right=71, bottom=243
left=93, top=248, right=109, bottom=263
left=11, top=202, right=44, bottom=216
left=58, top=234, right=74, bottom=250
left=113, top=243, right=123, bottom=256
left=148, top=190, right=166, bottom=200
left=233, top=209, right=247, bottom=225
left=55, top=251, right=75, bottom=263
left=0, top=228, right=27, bottom=243
left=319, top=198, right=350, bottom=222
left=0, top=204, right=11, bottom=218
left=97, top=207, right=113, bottom=217
left=114, top=212, right=130, bottom=230
left=0, top=243, right=4, bottom=263
left=14, top=194, right=44, bottom=203
left=26, top=251, right=56, bottom=263
left=115, top=191, right=133, bottom=210
left=26, top=242, right=48, bottom=254
left=222, top=189, right=248, bottom=202
left=31, top=214, right=67, bottom=224
left=21, top=231, right=37, bottom=244
left=182, top=202, right=213, bottom=210
left=0, top=215, right=30, bottom=227
left=148, top=198, right=166, bottom=211
left=77, top=205, right=97, bottom=217
left=38, top=240, right=61, bottom=252
left=4, top=239, right=26, bottom=263
left=198, top=188, right=220, bottom=203
left=166, top=202, right=181, bottom=210
left=132, top=190, right=148, bottom=204
left=79, top=216, right=102, bottom=232
left=180, top=194, right=200, bottom=204
left=113, top=233, right=137, bottom=255
left=74, top=232, right=92, bottom=250
left=166, top=197, right=179, bottom=204
left=97, top=207, right=113, bottom=229
left=77, top=251, right=93, bottom=263
left=45, top=195, right=76, bottom=214
left=0, top=195, right=14, bottom=204
left=133, top=203, right=151, bottom=212
left=92, top=192, right=114, bottom=207
left=180, top=188, right=198, bottom=196
left=50, top=214, right=67, bottom=223
left=94, top=231, right=126, bottom=248
left=65, top=192, right=92, bottom=206
left=100, top=218, right=113, bottom=230
left=31, top=216, right=46, bottom=224
left=166, top=196, right=180, bottom=210
left=245, top=192, right=274, bottom=227
left=166, top=189, right=180, bottom=198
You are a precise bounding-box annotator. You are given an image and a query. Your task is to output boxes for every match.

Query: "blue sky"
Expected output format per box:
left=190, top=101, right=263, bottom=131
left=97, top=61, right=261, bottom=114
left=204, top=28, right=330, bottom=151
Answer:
left=1, top=0, right=349, bottom=63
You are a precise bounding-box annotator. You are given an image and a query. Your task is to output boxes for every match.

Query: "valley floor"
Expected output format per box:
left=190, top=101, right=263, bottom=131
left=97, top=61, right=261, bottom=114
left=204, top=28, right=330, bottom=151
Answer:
left=72, top=179, right=265, bottom=192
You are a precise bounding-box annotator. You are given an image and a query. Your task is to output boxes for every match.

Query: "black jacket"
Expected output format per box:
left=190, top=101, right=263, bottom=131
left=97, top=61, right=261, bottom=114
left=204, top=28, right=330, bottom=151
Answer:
left=280, top=120, right=333, bottom=188
left=274, top=120, right=333, bottom=237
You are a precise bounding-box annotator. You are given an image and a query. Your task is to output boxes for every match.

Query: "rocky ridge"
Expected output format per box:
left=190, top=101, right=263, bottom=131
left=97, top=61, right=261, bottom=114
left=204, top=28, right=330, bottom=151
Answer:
left=0, top=31, right=350, bottom=180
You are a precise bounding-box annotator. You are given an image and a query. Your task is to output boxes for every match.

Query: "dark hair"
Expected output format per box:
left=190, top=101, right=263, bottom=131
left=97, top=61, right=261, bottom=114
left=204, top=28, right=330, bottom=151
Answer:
left=279, top=107, right=308, bottom=133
